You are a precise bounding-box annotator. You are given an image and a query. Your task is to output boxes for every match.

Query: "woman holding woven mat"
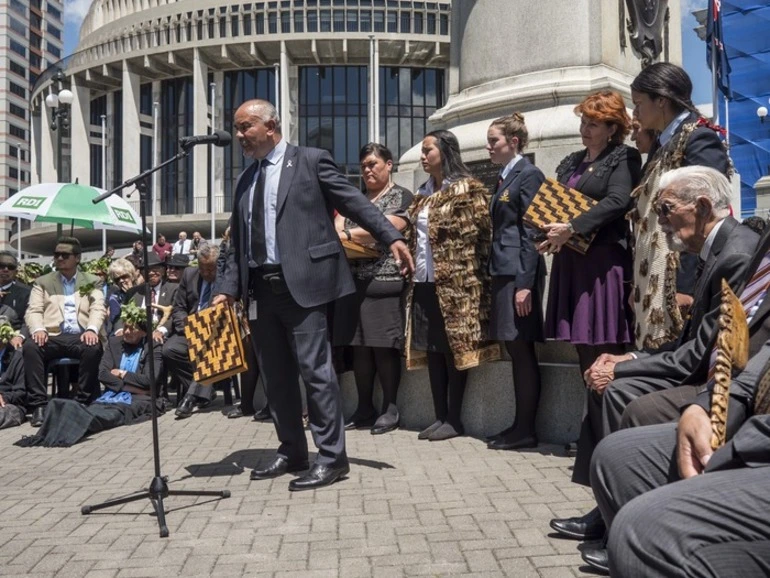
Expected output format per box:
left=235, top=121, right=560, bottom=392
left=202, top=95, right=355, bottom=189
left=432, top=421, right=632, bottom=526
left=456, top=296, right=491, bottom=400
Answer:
left=484, top=113, right=547, bottom=451
left=333, top=143, right=413, bottom=435
left=538, top=90, right=642, bottom=379
left=626, top=62, right=731, bottom=350
left=405, top=130, right=499, bottom=442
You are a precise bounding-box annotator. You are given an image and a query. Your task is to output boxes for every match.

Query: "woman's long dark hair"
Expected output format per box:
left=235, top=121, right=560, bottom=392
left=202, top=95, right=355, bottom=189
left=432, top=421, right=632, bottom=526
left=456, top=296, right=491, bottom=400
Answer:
left=630, top=62, right=698, bottom=116
left=425, top=129, right=471, bottom=182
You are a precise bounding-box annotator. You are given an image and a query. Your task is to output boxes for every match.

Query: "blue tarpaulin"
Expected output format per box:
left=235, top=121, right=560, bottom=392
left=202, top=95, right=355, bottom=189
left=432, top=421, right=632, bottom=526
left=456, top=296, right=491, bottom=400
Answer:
left=718, top=1, right=770, bottom=216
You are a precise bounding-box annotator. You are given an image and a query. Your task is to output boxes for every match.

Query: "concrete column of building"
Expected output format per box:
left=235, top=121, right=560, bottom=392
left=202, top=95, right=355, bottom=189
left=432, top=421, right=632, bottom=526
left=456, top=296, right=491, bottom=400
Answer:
left=279, top=41, right=292, bottom=137
left=39, top=100, right=58, bottom=184
left=69, top=76, right=91, bottom=185
left=152, top=81, right=162, bottom=218
left=373, top=37, right=380, bottom=143
left=212, top=70, right=225, bottom=216
left=121, top=61, right=141, bottom=192
left=192, top=47, right=209, bottom=216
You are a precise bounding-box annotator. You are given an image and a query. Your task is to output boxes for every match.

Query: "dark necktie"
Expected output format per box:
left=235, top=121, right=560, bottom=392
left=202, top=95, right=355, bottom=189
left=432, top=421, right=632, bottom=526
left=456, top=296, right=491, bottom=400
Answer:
left=198, top=281, right=211, bottom=311
left=695, top=257, right=706, bottom=279
left=250, top=159, right=268, bottom=267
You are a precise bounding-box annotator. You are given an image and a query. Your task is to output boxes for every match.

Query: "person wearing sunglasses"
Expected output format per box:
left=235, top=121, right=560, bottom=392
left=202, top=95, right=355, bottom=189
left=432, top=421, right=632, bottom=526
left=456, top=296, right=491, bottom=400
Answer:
left=0, top=251, right=30, bottom=331
left=22, top=237, right=107, bottom=428
left=552, top=167, right=760, bottom=572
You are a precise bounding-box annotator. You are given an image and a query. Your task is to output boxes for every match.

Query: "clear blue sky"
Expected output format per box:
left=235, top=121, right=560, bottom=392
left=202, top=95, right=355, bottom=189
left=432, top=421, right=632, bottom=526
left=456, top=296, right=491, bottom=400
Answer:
left=62, top=1, right=712, bottom=105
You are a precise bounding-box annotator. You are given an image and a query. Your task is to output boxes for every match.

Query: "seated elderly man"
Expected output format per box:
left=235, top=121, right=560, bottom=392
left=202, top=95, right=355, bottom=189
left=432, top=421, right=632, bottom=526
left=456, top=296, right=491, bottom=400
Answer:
left=0, top=250, right=31, bottom=327
left=162, top=244, right=219, bottom=418
left=23, top=237, right=107, bottom=428
left=114, top=253, right=177, bottom=344
left=589, top=337, right=770, bottom=577
left=550, top=166, right=761, bottom=547
left=17, top=304, right=163, bottom=447
left=0, top=308, right=26, bottom=429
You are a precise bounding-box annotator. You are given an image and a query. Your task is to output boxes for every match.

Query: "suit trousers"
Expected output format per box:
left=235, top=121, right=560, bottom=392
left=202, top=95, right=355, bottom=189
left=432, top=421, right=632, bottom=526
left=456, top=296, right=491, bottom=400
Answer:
left=591, top=423, right=770, bottom=578
left=22, top=333, right=103, bottom=409
left=250, top=270, right=346, bottom=466
left=161, top=335, right=214, bottom=401
left=572, top=374, right=679, bottom=485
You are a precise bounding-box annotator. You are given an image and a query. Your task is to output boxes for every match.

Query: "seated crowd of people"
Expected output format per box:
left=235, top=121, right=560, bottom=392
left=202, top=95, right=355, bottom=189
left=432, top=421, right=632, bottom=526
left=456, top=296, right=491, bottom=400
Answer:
left=0, top=61, right=767, bottom=575
left=0, top=234, right=244, bottom=445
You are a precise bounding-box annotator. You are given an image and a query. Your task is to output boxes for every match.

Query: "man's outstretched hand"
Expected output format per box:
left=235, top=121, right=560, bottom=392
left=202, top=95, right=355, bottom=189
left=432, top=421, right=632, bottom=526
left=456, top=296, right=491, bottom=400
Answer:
left=390, top=240, right=414, bottom=277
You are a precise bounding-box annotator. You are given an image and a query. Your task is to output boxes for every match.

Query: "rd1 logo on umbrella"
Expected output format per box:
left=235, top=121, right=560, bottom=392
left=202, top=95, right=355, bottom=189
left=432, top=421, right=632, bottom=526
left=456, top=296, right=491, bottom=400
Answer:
left=13, top=196, right=46, bottom=209
left=112, top=207, right=137, bottom=224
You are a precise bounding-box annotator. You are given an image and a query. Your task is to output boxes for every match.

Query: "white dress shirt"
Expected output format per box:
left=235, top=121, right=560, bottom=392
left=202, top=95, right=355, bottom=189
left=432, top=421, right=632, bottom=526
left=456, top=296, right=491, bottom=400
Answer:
left=248, top=138, right=287, bottom=265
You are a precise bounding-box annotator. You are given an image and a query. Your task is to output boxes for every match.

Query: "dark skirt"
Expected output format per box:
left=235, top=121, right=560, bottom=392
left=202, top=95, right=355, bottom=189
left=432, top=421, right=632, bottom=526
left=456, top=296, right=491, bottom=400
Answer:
left=544, top=243, right=633, bottom=345
left=333, top=278, right=405, bottom=349
left=410, top=282, right=452, bottom=354
left=489, top=275, right=545, bottom=342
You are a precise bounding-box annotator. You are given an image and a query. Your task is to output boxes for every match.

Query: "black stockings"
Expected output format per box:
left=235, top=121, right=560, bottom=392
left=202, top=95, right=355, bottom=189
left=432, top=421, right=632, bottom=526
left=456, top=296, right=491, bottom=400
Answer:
left=427, top=351, right=468, bottom=429
left=504, top=339, right=541, bottom=436
left=352, top=346, right=401, bottom=416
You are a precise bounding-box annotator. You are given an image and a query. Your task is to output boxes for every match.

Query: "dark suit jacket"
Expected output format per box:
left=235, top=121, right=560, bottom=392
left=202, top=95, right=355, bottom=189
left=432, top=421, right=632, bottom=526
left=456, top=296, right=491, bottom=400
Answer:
left=216, top=143, right=404, bottom=308
left=172, top=267, right=207, bottom=335
left=647, top=112, right=731, bottom=177
left=98, top=335, right=163, bottom=393
left=615, top=217, right=759, bottom=384
left=115, top=282, right=178, bottom=335
left=0, top=282, right=30, bottom=331
left=488, top=156, right=546, bottom=289
left=556, top=144, right=642, bottom=247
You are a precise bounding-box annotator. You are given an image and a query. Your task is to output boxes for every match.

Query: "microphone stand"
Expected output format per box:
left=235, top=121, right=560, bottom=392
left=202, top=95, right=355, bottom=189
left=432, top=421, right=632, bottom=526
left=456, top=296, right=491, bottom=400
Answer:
left=83, top=144, right=230, bottom=538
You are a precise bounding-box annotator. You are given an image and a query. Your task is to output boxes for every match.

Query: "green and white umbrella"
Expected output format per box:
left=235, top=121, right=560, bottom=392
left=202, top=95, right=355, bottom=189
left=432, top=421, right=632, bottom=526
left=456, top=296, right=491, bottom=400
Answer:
left=0, top=182, right=143, bottom=233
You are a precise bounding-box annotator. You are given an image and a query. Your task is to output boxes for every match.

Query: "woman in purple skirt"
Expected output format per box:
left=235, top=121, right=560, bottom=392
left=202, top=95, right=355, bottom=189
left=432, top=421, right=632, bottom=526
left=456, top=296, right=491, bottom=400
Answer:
left=539, top=90, right=642, bottom=379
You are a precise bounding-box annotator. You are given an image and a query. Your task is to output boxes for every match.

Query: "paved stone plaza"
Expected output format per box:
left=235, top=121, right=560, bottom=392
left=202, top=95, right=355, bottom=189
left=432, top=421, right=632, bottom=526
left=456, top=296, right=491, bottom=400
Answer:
left=0, top=404, right=599, bottom=577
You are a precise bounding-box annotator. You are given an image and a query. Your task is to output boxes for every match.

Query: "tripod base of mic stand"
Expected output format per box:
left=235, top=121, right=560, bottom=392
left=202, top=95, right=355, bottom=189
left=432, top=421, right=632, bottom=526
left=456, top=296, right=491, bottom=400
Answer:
left=81, top=476, right=231, bottom=538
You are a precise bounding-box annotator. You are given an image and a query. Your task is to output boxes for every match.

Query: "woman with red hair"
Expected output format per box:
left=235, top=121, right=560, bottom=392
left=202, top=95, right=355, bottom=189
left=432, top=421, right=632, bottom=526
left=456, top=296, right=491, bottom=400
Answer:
left=539, top=90, right=642, bottom=388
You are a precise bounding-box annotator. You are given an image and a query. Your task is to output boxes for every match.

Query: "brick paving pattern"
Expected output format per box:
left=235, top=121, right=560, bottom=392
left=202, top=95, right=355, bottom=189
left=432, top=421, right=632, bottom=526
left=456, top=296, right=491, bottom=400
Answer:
left=0, top=406, right=599, bottom=577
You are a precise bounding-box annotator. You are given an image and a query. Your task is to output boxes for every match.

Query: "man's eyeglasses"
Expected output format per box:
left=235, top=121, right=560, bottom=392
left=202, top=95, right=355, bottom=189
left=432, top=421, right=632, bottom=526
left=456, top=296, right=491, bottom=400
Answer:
left=0, top=263, right=17, bottom=271
left=655, top=201, right=677, bottom=218
left=53, top=251, right=74, bottom=260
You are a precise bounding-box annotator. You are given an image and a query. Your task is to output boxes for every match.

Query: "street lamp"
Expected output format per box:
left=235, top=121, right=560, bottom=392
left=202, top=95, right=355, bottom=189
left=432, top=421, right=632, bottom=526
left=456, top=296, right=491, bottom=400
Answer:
left=45, top=70, right=73, bottom=237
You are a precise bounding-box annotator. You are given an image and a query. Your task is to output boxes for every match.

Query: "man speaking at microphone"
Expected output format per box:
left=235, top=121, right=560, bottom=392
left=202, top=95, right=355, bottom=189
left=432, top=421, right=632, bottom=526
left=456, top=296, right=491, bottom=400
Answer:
left=213, top=99, right=413, bottom=491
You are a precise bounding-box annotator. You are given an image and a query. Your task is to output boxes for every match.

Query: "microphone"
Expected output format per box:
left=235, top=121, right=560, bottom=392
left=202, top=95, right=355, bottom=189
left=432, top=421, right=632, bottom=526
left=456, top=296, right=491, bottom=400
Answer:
left=179, top=129, right=232, bottom=149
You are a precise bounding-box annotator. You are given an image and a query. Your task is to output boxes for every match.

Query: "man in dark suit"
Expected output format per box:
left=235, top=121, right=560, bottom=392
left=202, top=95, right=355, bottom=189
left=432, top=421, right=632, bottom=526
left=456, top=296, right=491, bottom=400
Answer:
left=0, top=251, right=30, bottom=331
left=114, top=253, right=177, bottom=344
left=162, top=244, right=219, bottom=418
left=591, top=339, right=770, bottom=577
left=214, top=99, right=413, bottom=491
left=550, top=166, right=760, bottom=545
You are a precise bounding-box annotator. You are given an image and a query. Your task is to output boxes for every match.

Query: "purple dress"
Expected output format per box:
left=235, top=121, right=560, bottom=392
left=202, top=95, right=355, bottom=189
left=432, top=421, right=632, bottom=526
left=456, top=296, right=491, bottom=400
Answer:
left=544, top=162, right=633, bottom=345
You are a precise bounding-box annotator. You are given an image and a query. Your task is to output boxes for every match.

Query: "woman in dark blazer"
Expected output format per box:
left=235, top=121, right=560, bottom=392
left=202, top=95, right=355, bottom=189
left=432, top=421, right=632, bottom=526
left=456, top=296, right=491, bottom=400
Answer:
left=540, top=90, right=642, bottom=379
left=485, top=112, right=546, bottom=450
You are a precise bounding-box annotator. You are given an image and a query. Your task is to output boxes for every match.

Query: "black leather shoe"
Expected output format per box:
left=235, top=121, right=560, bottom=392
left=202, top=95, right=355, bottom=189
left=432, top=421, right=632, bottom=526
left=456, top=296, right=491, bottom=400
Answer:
left=30, top=407, right=46, bottom=428
left=485, top=424, right=515, bottom=442
left=175, top=395, right=196, bottom=419
left=250, top=457, right=309, bottom=480
left=196, top=390, right=217, bottom=409
left=428, top=422, right=464, bottom=441
left=288, top=462, right=350, bottom=491
left=371, top=413, right=399, bottom=435
left=253, top=405, right=272, bottom=422
left=550, top=507, right=606, bottom=540
left=581, top=544, right=609, bottom=574
left=344, top=412, right=377, bottom=430
left=226, top=405, right=252, bottom=419
left=487, top=434, right=538, bottom=450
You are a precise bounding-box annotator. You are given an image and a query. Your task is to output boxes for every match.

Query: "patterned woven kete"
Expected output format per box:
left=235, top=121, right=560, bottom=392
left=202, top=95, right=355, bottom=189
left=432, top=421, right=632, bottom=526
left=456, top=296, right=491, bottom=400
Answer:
left=184, top=302, right=249, bottom=385
left=523, top=177, right=599, bottom=255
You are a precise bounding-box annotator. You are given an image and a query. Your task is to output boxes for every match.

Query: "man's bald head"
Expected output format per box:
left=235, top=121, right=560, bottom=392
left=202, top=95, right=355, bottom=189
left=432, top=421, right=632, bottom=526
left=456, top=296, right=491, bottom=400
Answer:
left=233, top=99, right=282, bottom=159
